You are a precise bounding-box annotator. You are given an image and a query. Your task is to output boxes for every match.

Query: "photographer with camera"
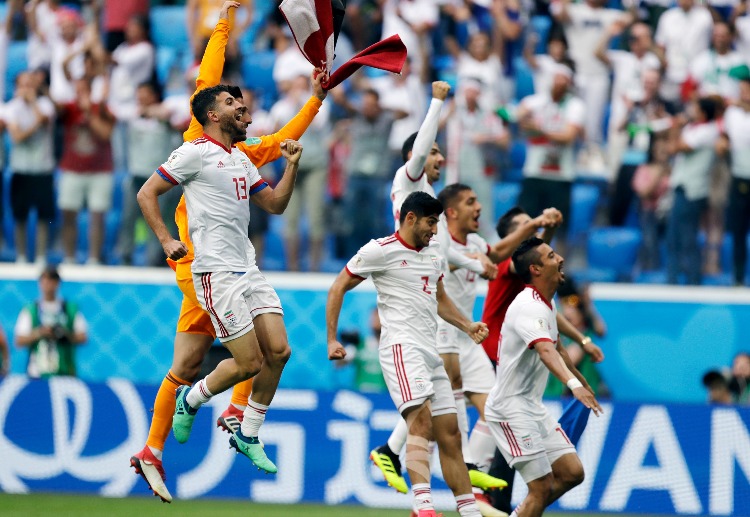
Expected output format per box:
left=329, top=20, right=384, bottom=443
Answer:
left=14, top=265, right=88, bottom=378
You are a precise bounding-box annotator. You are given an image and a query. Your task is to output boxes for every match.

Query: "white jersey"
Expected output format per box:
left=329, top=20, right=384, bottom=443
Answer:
left=443, top=233, right=490, bottom=320
left=158, top=135, right=268, bottom=273
left=485, top=286, right=559, bottom=421
left=346, top=234, right=447, bottom=350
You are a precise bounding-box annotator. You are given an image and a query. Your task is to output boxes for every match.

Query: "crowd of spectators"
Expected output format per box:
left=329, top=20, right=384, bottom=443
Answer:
left=0, top=0, right=748, bottom=286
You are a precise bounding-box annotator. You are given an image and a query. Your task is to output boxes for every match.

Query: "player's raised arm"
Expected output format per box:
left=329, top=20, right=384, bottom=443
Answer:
left=250, top=139, right=303, bottom=215
left=489, top=210, right=560, bottom=263
left=404, top=81, right=450, bottom=180
left=326, top=268, right=366, bottom=361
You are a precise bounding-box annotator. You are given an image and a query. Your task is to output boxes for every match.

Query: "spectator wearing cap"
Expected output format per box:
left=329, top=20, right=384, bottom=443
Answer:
left=515, top=64, right=584, bottom=254
left=14, top=266, right=88, bottom=379
left=5, top=71, right=56, bottom=264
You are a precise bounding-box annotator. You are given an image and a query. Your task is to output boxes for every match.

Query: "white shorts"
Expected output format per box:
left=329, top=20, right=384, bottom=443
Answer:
left=437, top=321, right=495, bottom=394
left=487, top=413, right=576, bottom=483
left=58, top=171, right=114, bottom=212
left=458, top=338, right=495, bottom=394
left=193, top=267, right=283, bottom=344
left=436, top=320, right=460, bottom=355
left=380, top=343, right=457, bottom=417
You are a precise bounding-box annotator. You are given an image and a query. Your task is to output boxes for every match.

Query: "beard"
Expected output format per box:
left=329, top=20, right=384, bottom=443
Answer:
left=219, top=114, right=247, bottom=143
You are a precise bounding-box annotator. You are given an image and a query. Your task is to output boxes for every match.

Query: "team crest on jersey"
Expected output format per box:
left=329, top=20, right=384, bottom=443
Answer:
left=521, top=434, right=533, bottom=450
left=245, top=136, right=262, bottom=146
left=224, top=309, right=238, bottom=326
left=535, top=318, right=546, bottom=330
left=414, top=377, right=426, bottom=392
left=240, top=159, right=252, bottom=174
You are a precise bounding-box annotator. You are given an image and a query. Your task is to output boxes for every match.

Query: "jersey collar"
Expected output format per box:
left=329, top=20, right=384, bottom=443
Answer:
left=202, top=133, right=234, bottom=153
left=395, top=231, right=424, bottom=251
left=527, top=285, right=553, bottom=310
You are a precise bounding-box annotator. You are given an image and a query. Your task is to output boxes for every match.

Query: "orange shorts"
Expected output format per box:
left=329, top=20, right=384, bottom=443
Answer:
left=171, top=259, right=216, bottom=337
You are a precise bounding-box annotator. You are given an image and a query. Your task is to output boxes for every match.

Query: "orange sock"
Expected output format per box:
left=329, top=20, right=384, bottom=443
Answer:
left=146, top=370, right=191, bottom=451
left=230, top=378, right=253, bottom=408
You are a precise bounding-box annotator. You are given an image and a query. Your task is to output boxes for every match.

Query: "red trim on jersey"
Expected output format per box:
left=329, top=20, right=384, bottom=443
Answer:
left=527, top=337, right=554, bottom=350
left=556, top=426, right=572, bottom=445
left=404, top=165, right=425, bottom=182
left=379, top=235, right=398, bottom=246
left=395, top=231, right=423, bottom=251
left=393, top=344, right=412, bottom=401
left=201, top=133, right=233, bottom=153
left=202, top=273, right=229, bottom=337
left=157, top=166, right=178, bottom=185
left=529, top=285, right=553, bottom=310
left=345, top=266, right=365, bottom=280
left=500, top=422, right=523, bottom=457
left=450, top=233, right=467, bottom=246
left=190, top=137, right=208, bottom=145
left=486, top=243, right=492, bottom=255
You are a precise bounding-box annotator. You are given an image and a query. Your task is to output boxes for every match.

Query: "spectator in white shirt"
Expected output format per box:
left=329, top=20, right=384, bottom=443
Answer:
left=655, top=0, right=713, bottom=104
left=447, top=31, right=505, bottom=110
left=523, top=30, right=575, bottom=98
left=666, top=96, right=722, bottom=285
left=553, top=0, right=631, bottom=174
left=25, top=0, right=62, bottom=71
left=381, top=0, right=438, bottom=77
left=108, top=15, right=155, bottom=121
left=5, top=72, right=56, bottom=264
left=48, top=7, right=91, bottom=103
left=688, top=21, right=745, bottom=102
left=596, top=21, right=663, bottom=175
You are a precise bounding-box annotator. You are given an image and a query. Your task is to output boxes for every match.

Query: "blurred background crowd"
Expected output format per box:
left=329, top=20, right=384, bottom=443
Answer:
left=0, top=0, right=748, bottom=287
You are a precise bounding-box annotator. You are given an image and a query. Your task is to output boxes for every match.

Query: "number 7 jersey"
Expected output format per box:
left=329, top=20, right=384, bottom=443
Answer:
left=346, top=233, right=447, bottom=350
left=157, top=135, right=268, bottom=272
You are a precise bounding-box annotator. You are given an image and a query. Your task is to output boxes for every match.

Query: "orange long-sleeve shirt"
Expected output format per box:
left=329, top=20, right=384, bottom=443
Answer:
left=173, top=18, right=322, bottom=265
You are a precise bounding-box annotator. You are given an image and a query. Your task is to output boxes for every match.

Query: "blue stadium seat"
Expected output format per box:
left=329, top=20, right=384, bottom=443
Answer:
left=634, top=270, right=667, bottom=284
left=5, top=41, right=28, bottom=101
left=530, top=16, right=551, bottom=53
left=493, top=182, right=520, bottom=222
left=505, top=140, right=525, bottom=182
left=587, top=227, right=642, bottom=280
left=155, top=46, right=177, bottom=86
left=513, top=57, right=535, bottom=101
left=150, top=6, right=189, bottom=50
left=568, top=267, right=618, bottom=284
left=241, top=50, right=278, bottom=110
left=568, top=184, right=600, bottom=243
left=263, top=216, right=286, bottom=271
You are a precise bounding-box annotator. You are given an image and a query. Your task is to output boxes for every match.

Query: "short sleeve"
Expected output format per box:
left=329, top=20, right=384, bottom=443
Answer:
left=565, top=98, right=586, bottom=128
left=73, top=312, right=88, bottom=335
left=38, top=97, right=56, bottom=119
left=245, top=161, right=268, bottom=196
left=682, top=123, right=719, bottom=150
left=346, top=240, right=386, bottom=279
left=513, top=302, right=554, bottom=350
left=157, top=142, right=202, bottom=185
left=14, top=308, right=32, bottom=338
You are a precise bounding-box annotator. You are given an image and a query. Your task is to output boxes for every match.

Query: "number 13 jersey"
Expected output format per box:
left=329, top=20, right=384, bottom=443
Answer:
left=158, top=135, right=268, bottom=272
left=346, top=233, right=446, bottom=350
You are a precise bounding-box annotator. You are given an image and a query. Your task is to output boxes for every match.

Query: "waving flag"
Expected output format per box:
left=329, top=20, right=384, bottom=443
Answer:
left=279, top=0, right=407, bottom=90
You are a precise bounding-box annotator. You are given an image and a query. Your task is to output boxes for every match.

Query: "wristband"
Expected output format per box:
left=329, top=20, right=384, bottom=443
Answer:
left=580, top=337, right=592, bottom=346
left=567, top=378, right=583, bottom=390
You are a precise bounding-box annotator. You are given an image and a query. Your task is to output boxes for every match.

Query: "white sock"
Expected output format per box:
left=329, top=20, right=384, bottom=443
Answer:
left=186, top=379, right=213, bottom=409
left=455, top=493, right=482, bottom=516
left=469, top=419, right=496, bottom=472
left=388, top=417, right=409, bottom=454
left=147, top=446, right=163, bottom=461
left=241, top=398, right=268, bottom=437
left=454, top=390, right=473, bottom=464
left=412, top=483, right=433, bottom=512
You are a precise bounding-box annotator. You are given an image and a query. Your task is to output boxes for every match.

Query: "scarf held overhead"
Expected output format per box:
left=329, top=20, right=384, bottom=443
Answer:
left=279, top=0, right=407, bottom=90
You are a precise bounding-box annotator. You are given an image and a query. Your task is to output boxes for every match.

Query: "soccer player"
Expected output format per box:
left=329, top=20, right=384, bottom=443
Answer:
left=129, top=2, right=327, bottom=502
left=482, top=206, right=604, bottom=514
left=484, top=237, right=602, bottom=517
left=327, top=191, right=489, bottom=517
left=138, top=84, right=303, bottom=473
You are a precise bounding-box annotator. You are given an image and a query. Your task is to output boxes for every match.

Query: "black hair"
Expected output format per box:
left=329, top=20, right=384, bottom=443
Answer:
left=496, top=206, right=527, bottom=239
left=401, top=132, right=418, bottom=163
left=437, top=183, right=472, bottom=211
left=137, top=81, right=163, bottom=102
left=512, top=237, right=544, bottom=284
left=399, top=191, right=443, bottom=225
left=227, top=85, right=243, bottom=100
left=698, top=96, right=721, bottom=122
left=191, top=85, right=233, bottom=126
